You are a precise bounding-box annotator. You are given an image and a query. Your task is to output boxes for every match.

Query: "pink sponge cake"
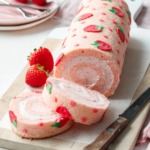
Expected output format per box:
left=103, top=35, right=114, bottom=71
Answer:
left=42, top=77, right=110, bottom=125
left=9, top=91, right=73, bottom=139
left=54, top=0, right=131, bottom=97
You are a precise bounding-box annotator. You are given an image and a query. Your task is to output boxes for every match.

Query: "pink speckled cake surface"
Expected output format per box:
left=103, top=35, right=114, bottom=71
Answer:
left=54, top=0, right=131, bottom=97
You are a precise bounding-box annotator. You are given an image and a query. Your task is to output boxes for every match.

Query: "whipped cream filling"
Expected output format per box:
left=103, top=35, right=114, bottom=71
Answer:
left=61, top=55, right=114, bottom=94
left=52, top=79, right=109, bottom=107
left=18, top=95, right=60, bottom=121
left=73, top=64, right=104, bottom=89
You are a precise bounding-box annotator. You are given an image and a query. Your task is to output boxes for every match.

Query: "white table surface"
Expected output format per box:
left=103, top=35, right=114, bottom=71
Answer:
left=0, top=18, right=65, bottom=97
left=0, top=0, right=150, bottom=149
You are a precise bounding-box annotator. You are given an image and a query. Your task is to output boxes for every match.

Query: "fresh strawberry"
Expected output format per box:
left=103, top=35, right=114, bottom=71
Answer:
left=16, top=0, right=27, bottom=3
left=109, top=7, right=124, bottom=17
left=32, top=0, right=46, bottom=5
left=28, top=47, right=54, bottom=73
left=91, top=40, right=112, bottom=51
left=9, top=111, right=17, bottom=128
left=116, top=25, right=125, bottom=42
left=77, top=13, right=93, bottom=21
left=84, top=25, right=104, bottom=32
left=25, top=64, right=48, bottom=87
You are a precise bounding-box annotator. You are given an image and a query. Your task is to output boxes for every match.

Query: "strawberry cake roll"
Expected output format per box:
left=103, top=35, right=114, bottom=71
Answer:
left=42, top=77, right=109, bottom=125
left=54, top=0, right=131, bottom=97
left=9, top=91, right=72, bottom=139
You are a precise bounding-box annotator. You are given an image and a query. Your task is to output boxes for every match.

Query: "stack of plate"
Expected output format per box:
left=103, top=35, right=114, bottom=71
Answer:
left=0, top=0, right=59, bottom=30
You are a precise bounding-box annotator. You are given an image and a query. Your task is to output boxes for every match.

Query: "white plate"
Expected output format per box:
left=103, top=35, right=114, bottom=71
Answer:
left=0, top=0, right=58, bottom=25
left=0, top=8, right=57, bottom=30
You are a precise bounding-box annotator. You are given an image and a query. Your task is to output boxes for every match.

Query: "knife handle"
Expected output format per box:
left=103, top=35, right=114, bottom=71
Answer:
left=84, top=117, right=128, bottom=150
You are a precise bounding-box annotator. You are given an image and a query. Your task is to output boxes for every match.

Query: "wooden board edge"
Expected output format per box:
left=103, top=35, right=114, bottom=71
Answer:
left=0, top=128, right=86, bottom=150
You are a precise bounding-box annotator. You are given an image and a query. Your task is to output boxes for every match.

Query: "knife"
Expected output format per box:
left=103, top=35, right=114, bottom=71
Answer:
left=84, top=87, right=150, bottom=150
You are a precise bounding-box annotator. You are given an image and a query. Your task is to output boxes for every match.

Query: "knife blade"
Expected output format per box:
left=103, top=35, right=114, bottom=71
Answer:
left=119, top=87, right=150, bottom=121
left=84, top=87, right=150, bottom=150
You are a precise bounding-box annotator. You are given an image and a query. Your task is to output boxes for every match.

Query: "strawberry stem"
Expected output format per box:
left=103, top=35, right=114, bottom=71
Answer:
left=37, top=64, right=49, bottom=76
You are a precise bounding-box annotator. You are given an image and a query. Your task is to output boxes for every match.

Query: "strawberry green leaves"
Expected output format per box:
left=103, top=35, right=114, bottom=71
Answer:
left=109, top=8, right=117, bottom=14
left=109, top=7, right=124, bottom=17
left=117, top=25, right=124, bottom=34
left=46, top=81, right=52, bottom=94
left=91, top=40, right=112, bottom=51
left=116, top=25, right=125, bottom=42
left=51, top=118, right=69, bottom=128
left=52, top=122, right=60, bottom=128
left=126, top=10, right=131, bottom=17
left=126, top=10, right=131, bottom=24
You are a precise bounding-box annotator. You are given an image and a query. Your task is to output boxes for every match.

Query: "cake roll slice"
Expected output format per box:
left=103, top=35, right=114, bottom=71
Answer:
left=54, top=0, right=131, bottom=97
left=9, top=91, right=72, bottom=139
left=42, top=77, right=110, bottom=125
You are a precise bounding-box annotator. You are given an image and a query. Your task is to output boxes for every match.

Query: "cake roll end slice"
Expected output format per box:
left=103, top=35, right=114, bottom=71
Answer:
left=9, top=91, right=73, bottom=139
